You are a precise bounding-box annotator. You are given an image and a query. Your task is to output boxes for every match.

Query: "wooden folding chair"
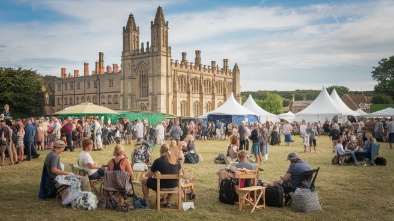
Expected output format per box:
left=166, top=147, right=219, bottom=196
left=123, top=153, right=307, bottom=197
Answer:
left=156, top=173, right=183, bottom=211
left=234, top=170, right=266, bottom=213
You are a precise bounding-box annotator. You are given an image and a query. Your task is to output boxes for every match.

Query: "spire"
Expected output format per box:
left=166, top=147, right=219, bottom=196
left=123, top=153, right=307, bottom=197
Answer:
left=124, top=13, right=137, bottom=32
left=154, top=6, right=165, bottom=25
left=233, top=63, right=239, bottom=71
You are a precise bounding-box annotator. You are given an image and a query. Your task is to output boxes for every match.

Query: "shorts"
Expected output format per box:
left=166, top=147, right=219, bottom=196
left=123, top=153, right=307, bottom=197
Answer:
left=125, top=134, right=132, bottom=140
left=147, top=177, right=158, bottom=191
left=309, top=140, right=316, bottom=147
left=251, top=143, right=260, bottom=155
left=389, top=133, right=394, bottom=143
left=0, top=144, right=9, bottom=153
left=36, top=142, right=43, bottom=146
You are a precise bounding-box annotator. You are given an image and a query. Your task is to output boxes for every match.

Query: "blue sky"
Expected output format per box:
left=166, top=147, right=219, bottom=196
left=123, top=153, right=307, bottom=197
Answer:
left=1, top=0, right=393, bottom=92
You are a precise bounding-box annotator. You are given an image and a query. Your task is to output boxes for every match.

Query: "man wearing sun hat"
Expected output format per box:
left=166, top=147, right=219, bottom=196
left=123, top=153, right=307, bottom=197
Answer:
left=273, top=152, right=311, bottom=192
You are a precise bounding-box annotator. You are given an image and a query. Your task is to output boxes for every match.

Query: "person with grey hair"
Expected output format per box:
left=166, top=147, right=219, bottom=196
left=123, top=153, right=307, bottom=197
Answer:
left=388, top=118, right=394, bottom=150
left=273, top=152, right=311, bottom=192
left=2, top=104, right=10, bottom=118
left=329, top=123, right=341, bottom=154
left=238, top=121, right=247, bottom=150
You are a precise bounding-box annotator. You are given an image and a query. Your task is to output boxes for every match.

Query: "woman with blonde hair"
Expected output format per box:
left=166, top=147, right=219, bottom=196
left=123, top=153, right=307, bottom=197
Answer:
left=141, top=144, right=182, bottom=208
left=106, top=144, right=135, bottom=180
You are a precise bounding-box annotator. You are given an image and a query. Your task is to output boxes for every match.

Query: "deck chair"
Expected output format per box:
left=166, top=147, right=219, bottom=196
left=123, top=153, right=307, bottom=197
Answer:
left=369, top=143, right=380, bottom=165
left=284, top=167, right=320, bottom=206
left=156, top=173, right=183, bottom=211
left=102, top=170, right=136, bottom=210
left=234, top=169, right=266, bottom=213
left=69, top=164, right=104, bottom=198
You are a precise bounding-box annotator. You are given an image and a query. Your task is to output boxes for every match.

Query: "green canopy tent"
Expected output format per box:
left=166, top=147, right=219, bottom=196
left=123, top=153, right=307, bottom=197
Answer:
left=54, top=103, right=119, bottom=124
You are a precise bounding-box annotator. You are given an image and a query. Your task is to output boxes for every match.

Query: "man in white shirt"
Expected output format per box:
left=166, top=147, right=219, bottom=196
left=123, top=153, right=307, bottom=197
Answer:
left=155, top=121, right=165, bottom=146
left=134, top=119, right=144, bottom=142
left=78, top=139, right=104, bottom=180
left=336, top=139, right=360, bottom=166
left=299, top=121, right=307, bottom=137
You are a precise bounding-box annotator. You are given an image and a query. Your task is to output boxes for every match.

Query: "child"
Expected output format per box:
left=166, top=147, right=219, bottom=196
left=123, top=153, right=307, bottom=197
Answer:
left=303, top=133, right=310, bottom=153
left=307, top=124, right=317, bottom=153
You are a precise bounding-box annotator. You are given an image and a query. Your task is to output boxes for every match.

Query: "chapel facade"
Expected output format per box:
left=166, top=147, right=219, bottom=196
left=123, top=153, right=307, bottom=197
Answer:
left=53, top=6, right=241, bottom=117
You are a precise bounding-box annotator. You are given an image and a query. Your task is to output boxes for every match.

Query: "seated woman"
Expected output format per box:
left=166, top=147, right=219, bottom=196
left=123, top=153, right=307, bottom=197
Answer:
left=227, top=135, right=239, bottom=162
left=78, top=139, right=105, bottom=180
left=141, top=144, right=182, bottom=208
left=355, top=133, right=376, bottom=159
left=356, top=133, right=364, bottom=149
left=106, top=144, right=135, bottom=180
left=346, top=136, right=360, bottom=151
left=170, top=140, right=185, bottom=165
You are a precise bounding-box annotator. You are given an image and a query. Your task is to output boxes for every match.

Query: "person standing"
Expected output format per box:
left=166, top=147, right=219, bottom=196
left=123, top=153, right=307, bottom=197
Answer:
left=238, top=121, right=247, bottom=150
left=134, top=119, right=144, bottom=142
left=388, top=118, right=394, bottom=150
left=2, top=104, right=10, bottom=118
left=92, top=116, right=102, bottom=151
left=60, top=118, right=74, bottom=152
left=282, top=120, right=293, bottom=146
left=249, top=123, right=261, bottom=164
left=329, top=123, right=341, bottom=154
left=23, top=118, right=40, bottom=161
left=307, top=124, right=317, bottom=152
left=167, top=121, right=182, bottom=143
left=374, top=118, right=384, bottom=142
left=155, top=121, right=165, bottom=146
left=0, top=119, right=15, bottom=166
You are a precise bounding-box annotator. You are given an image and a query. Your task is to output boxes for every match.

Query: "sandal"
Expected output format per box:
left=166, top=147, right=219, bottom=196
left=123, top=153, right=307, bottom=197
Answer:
left=164, top=202, right=173, bottom=208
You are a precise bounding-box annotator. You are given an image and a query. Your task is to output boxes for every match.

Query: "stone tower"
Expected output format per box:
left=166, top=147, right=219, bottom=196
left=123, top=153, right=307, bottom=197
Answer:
left=233, top=63, right=242, bottom=103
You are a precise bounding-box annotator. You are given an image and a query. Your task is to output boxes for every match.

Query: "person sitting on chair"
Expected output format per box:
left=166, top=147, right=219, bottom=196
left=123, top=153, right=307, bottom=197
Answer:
left=355, top=133, right=376, bottom=160
left=336, top=138, right=361, bottom=166
left=273, top=152, right=311, bottom=192
left=141, top=144, right=182, bottom=208
left=78, top=139, right=105, bottom=180
left=106, top=144, right=135, bottom=180
left=234, top=150, right=257, bottom=187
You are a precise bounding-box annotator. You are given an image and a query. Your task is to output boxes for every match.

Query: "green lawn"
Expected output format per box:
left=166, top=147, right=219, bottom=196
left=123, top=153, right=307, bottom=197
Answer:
left=0, top=136, right=393, bottom=221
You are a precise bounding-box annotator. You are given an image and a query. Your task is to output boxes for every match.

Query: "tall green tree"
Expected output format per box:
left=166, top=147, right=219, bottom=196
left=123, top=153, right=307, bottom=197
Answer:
left=260, top=93, right=283, bottom=114
left=326, top=85, right=350, bottom=97
left=372, top=56, right=394, bottom=100
left=0, top=67, right=46, bottom=118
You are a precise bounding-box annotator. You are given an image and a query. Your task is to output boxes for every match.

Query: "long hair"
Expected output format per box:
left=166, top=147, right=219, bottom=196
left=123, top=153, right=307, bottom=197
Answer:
left=160, top=144, right=177, bottom=165
left=169, top=140, right=179, bottom=158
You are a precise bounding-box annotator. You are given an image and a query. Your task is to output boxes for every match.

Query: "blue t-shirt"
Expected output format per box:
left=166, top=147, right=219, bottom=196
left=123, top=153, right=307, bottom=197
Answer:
left=286, top=160, right=311, bottom=190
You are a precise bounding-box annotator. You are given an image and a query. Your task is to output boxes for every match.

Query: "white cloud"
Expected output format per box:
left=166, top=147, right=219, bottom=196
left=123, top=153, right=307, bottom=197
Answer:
left=0, top=0, right=393, bottom=91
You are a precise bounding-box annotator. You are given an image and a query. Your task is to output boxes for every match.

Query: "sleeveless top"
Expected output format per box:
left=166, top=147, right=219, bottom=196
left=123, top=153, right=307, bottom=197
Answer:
left=112, top=158, right=125, bottom=170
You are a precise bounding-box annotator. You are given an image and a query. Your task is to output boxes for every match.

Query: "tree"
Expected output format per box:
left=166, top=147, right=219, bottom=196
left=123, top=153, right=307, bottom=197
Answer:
left=0, top=67, right=46, bottom=118
left=371, top=94, right=393, bottom=104
left=372, top=56, right=394, bottom=100
left=326, top=85, right=350, bottom=97
left=260, top=93, right=283, bottom=114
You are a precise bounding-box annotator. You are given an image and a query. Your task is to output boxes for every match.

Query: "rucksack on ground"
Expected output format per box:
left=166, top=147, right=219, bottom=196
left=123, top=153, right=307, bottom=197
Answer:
left=375, top=156, right=387, bottom=166
left=219, top=178, right=238, bottom=205
left=184, top=153, right=198, bottom=164
left=214, top=154, right=226, bottom=164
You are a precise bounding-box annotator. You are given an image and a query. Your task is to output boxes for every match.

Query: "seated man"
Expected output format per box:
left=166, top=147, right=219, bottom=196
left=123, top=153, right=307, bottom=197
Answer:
left=39, top=140, right=70, bottom=199
left=78, top=139, right=105, bottom=180
left=234, top=150, right=257, bottom=187
left=336, top=139, right=361, bottom=166
left=132, top=141, right=150, bottom=170
left=273, top=152, right=311, bottom=192
left=141, top=144, right=182, bottom=208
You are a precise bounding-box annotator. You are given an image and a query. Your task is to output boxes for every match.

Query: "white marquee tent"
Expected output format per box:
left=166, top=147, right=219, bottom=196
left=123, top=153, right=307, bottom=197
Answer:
left=279, top=111, right=296, bottom=122
left=368, top=107, right=394, bottom=117
left=295, top=86, right=343, bottom=122
left=243, top=94, right=278, bottom=122
left=330, top=88, right=360, bottom=116
left=355, top=108, right=368, bottom=116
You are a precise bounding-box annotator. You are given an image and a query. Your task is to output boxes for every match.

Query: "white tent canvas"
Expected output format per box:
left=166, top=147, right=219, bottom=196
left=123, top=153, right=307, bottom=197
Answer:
left=330, top=89, right=360, bottom=116
left=279, top=111, right=295, bottom=122
left=206, top=92, right=258, bottom=116
left=243, top=94, right=278, bottom=122
left=355, top=108, right=368, bottom=116
left=368, top=107, right=394, bottom=117
left=295, top=86, right=343, bottom=123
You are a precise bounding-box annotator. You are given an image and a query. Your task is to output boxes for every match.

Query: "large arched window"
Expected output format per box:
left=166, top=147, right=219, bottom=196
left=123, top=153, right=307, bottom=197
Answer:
left=192, top=77, right=199, bottom=93
left=178, top=75, right=186, bottom=93
left=180, top=100, right=187, bottom=116
left=204, top=79, right=212, bottom=94
left=217, top=81, right=223, bottom=95
left=193, top=101, right=199, bottom=117
left=206, top=101, right=212, bottom=113
left=139, top=66, right=148, bottom=98
left=108, top=95, right=112, bottom=104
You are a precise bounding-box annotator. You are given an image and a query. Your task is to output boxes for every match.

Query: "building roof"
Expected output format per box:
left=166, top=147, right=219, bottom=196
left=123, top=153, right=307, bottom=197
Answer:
left=340, top=94, right=370, bottom=111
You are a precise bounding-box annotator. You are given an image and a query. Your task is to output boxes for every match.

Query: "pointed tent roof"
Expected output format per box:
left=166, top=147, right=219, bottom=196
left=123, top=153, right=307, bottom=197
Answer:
left=296, top=86, right=343, bottom=117
left=279, top=111, right=295, bottom=117
left=243, top=94, right=276, bottom=117
left=330, top=89, right=360, bottom=116
left=369, top=107, right=394, bottom=117
left=206, top=92, right=257, bottom=116
left=355, top=108, right=368, bottom=116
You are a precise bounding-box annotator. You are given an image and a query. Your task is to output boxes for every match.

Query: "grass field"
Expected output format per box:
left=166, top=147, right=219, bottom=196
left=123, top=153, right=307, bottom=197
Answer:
left=0, top=135, right=393, bottom=221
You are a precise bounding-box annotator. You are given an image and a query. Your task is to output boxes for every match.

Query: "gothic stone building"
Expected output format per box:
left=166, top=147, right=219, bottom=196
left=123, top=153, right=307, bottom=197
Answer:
left=54, top=6, right=241, bottom=117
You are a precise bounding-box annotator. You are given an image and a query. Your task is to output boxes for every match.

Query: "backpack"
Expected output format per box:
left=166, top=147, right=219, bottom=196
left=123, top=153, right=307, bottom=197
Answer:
left=184, top=153, right=198, bottom=164
left=375, top=156, right=387, bottom=166
left=219, top=178, right=238, bottom=205
left=331, top=156, right=338, bottom=165
left=214, top=154, right=227, bottom=164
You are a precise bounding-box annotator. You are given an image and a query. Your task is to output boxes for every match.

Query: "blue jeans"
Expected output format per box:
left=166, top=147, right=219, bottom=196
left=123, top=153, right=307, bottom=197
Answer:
left=340, top=152, right=358, bottom=163
left=24, top=141, right=39, bottom=160
left=150, top=137, right=156, bottom=147
left=88, top=167, right=105, bottom=180
left=65, top=134, right=74, bottom=152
